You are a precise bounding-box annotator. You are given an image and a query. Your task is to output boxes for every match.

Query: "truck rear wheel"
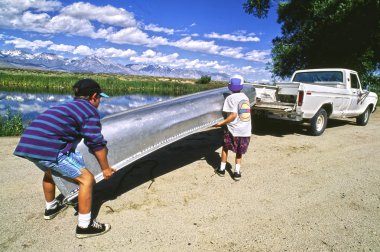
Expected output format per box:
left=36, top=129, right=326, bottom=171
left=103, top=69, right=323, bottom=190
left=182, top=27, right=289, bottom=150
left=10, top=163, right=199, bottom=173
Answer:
left=309, top=108, right=327, bottom=136
left=356, top=107, right=370, bottom=126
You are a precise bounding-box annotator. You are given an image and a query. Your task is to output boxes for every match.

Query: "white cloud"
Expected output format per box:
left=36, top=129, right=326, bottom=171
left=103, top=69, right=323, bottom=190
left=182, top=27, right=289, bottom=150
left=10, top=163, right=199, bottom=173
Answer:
left=130, top=49, right=179, bottom=64
left=28, top=0, right=62, bottom=12
left=245, top=50, right=271, bottom=62
left=71, top=45, right=138, bottom=58
left=171, top=37, right=259, bottom=61
left=95, top=47, right=136, bottom=58
left=2, top=0, right=61, bottom=13
left=5, top=36, right=137, bottom=59
left=48, top=43, right=75, bottom=52
left=60, top=2, right=137, bottom=28
left=128, top=49, right=263, bottom=78
left=219, top=47, right=244, bottom=58
left=72, top=45, right=93, bottom=56
left=144, top=24, right=175, bottom=35
left=0, top=0, right=61, bottom=29
left=45, top=15, right=97, bottom=36
left=5, top=38, right=53, bottom=50
left=106, top=27, right=168, bottom=47
left=205, top=32, right=260, bottom=42
left=171, top=36, right=220, bottom=54
left=20, top=11, right=51, bottom=27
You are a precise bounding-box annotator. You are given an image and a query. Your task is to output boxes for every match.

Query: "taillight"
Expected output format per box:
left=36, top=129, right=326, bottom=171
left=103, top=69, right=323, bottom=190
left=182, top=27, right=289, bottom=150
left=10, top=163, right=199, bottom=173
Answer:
left=297, top=91, right=304, bottom=106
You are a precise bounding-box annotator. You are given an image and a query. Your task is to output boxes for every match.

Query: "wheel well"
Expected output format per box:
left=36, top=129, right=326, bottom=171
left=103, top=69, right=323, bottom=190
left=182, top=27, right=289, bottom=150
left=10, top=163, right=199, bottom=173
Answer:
left=321, top=104, right=333, bottom=117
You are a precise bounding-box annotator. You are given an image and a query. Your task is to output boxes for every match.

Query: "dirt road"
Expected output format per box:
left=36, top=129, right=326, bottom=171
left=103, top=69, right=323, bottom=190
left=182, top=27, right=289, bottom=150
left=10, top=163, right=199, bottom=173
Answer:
left=1, top=111, right=379, bottom=251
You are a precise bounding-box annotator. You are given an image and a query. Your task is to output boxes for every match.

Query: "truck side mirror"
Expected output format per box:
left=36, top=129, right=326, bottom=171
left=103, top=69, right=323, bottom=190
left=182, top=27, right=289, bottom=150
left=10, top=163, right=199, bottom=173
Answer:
left=364, top=85, right=369, bottom=91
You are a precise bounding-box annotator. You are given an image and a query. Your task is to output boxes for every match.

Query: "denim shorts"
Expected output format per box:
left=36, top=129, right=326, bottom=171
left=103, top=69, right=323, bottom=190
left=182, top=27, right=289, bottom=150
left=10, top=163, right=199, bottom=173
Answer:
left=29, top=151, right=84, bottom=179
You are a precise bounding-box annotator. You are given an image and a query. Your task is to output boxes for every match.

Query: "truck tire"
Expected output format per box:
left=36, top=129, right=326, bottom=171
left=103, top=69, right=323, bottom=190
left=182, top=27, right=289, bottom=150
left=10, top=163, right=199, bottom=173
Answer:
left=309, top=108, right=327, bottom=136
left=356, top=107, right=370, bottom=126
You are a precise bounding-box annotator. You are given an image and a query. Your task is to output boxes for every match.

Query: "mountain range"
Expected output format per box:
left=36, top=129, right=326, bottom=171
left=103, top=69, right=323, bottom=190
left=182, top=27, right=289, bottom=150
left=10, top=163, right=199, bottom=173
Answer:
left=0, top=50, right=229, bottom=80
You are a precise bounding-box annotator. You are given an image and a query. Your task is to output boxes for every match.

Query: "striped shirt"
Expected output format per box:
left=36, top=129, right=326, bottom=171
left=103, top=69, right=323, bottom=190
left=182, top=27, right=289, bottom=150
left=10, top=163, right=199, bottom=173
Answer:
left=14, top=98, right=107, bottom=161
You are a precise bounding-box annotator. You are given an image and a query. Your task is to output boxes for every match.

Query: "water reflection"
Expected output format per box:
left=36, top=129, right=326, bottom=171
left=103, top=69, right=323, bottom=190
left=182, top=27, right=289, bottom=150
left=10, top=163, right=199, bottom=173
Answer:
left=0, top=91, right=172, bottom=124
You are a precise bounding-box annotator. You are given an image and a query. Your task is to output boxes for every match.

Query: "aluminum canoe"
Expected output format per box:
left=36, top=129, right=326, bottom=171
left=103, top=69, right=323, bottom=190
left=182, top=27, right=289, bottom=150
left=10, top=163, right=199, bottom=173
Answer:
left=52, top=85, right=256, bottom=202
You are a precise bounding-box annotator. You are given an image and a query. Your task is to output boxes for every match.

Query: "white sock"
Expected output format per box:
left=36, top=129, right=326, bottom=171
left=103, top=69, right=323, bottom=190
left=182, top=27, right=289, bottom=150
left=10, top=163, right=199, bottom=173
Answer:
left=78, top=212, right=91, bottom=228
left=46, top=199, right=58, bottom=210
left=235, top=164, right=241, bottom=174
left=220, top=162, right=226, bottom=171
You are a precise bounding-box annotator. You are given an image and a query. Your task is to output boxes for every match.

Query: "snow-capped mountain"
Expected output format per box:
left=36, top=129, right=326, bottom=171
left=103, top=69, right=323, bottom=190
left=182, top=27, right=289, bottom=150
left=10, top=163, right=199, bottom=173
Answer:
left=124, top=64, right=228, bottom=80
left=0, top=50, right=229, bottom=80
left=69, top=56, right=133, bottom=74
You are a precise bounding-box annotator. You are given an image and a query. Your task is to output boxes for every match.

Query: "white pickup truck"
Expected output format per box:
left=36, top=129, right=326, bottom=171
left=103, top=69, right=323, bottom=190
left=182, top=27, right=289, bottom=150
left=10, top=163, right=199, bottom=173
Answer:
left=252, top=68, right=378, bottom=136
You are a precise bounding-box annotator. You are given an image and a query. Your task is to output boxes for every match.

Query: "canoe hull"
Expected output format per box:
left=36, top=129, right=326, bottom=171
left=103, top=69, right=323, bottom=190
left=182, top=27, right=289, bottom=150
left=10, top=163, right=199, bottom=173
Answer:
left=52, top=85, right=256, bottom=202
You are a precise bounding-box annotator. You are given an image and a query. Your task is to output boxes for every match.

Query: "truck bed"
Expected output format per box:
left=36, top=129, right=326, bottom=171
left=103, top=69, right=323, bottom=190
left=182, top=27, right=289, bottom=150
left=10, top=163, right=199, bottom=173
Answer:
left=254, top=101, right=295, bottom=112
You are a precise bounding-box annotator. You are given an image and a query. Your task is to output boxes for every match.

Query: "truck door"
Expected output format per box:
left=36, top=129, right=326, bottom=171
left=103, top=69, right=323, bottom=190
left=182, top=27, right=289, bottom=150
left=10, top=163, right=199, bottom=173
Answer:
left=347, top=73, right=361, bottom=116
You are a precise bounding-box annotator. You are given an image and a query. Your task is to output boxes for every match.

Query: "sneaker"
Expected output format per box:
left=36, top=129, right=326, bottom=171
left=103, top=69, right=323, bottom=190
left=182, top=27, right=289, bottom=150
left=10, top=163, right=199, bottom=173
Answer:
left=44, top=202, right=68, bottom=220
left=215, top=169, right=225, bottom=177
left=233, top=172, right=241, bottom=181
left=76, top=219, right=111, bottom=239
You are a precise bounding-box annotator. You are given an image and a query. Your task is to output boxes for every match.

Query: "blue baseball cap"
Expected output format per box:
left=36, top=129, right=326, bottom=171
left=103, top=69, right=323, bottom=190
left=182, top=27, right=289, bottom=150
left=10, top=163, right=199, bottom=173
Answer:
left=228, top=75, right=244, bottom=92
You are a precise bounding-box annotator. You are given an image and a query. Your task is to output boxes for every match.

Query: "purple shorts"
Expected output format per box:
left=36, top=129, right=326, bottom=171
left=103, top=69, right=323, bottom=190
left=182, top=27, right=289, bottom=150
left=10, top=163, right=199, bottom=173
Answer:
left=223, top=129, right=250, bottom=155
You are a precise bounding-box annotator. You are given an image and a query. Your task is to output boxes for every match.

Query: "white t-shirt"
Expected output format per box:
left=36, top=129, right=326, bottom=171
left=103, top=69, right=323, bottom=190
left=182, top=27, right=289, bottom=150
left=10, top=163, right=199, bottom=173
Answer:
left=222, top=93, right=252, bottom=137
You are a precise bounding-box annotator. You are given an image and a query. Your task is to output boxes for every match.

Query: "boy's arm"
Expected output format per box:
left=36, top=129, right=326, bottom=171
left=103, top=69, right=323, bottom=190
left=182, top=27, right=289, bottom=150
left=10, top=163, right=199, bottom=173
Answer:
left=214, top=112, right=237, bottom=127
left=93, top=148, right=115, bottom=180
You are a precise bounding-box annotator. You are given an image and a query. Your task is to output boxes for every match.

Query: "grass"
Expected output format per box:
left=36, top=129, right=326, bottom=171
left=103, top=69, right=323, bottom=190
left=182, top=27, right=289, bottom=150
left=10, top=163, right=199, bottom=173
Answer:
left=0, top=68, right=225, bottom=96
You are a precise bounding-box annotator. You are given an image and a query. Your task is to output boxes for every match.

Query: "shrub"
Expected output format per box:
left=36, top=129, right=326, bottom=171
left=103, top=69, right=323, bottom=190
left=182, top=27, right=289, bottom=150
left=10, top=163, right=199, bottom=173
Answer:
left=0, top=108, right=24, bottom=136
left=196, top=75, right=211, bottom=84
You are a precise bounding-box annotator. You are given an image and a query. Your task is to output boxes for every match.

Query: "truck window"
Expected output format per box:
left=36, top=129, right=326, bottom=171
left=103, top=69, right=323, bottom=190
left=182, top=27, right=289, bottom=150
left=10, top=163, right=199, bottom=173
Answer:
left=293, top=71, right=343, bottom=83
left=350, top=73, right=360, bottom=89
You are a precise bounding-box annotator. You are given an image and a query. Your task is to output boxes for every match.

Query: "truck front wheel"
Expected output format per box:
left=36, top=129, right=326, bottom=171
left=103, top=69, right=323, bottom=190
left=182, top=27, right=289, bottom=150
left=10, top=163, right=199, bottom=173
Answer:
left=356, top=107, right=370, bottom=126
left=309, top=108, right=327, bottom=136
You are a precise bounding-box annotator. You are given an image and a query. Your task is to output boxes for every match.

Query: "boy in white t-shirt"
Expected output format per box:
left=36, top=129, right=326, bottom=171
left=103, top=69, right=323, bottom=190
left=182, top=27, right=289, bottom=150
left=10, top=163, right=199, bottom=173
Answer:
left=214, top=75, right=251, bottom=181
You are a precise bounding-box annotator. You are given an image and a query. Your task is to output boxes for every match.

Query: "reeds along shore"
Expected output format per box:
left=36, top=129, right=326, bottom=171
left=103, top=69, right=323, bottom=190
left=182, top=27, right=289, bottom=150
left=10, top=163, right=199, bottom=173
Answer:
left=0, top=68, right=225, bottom=96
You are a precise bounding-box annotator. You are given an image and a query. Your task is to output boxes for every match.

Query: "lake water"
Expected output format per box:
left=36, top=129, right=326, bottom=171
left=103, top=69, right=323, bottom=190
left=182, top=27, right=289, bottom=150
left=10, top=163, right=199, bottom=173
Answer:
left=0, top=91, right=172, bottom=124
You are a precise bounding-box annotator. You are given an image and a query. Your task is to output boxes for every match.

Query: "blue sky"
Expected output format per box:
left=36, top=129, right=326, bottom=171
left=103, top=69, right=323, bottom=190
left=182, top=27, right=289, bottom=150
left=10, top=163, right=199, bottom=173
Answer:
left=0, top=0, right=281, bottom=82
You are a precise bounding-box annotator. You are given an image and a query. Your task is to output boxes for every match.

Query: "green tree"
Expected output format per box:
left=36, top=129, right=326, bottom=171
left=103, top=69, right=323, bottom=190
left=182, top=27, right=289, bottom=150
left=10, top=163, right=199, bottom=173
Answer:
left=243, top=0, right=271, bottom=18
left=244, top=0, right=380, bottom=79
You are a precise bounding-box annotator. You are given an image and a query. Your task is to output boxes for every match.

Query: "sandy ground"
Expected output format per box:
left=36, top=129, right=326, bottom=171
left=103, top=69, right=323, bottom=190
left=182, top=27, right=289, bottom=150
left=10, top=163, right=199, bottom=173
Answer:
left=1, top=111, right=380, bottom=251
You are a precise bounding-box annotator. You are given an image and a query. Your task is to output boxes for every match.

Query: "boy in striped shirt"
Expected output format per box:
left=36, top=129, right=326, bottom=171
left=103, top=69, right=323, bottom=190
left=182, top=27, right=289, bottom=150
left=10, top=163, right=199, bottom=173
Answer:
left=14, top=79, right=114, bottom=238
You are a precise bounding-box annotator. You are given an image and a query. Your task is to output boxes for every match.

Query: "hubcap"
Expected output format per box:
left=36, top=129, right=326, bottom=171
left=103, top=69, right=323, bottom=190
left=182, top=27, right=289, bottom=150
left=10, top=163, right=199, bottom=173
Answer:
left=316, top=115, right=324, bottom=131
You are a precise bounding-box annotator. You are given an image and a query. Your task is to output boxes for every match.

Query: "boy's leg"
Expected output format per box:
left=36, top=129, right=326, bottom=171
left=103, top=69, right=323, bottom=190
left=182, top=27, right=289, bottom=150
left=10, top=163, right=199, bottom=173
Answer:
left=73, top=168, right=111, bottom=238
left=73, top=168, right=94, bottom=215
left=216, top=147, right=228, bottom=176
left=235, top=153, right=242, bottom=172
left=43, top=170, right=56, bottom=202
left=233, top=153, right=242, bottom=181
left=43, top=170, right=68, bottom=220
left=221, top=147, right=228, bottom=163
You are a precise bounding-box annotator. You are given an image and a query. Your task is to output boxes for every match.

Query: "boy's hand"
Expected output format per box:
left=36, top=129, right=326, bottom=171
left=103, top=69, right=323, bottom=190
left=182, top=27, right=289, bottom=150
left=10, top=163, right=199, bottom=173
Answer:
left=213, top=122, right=223, bottom=127
left=102, top=167, right=115, bottom=180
